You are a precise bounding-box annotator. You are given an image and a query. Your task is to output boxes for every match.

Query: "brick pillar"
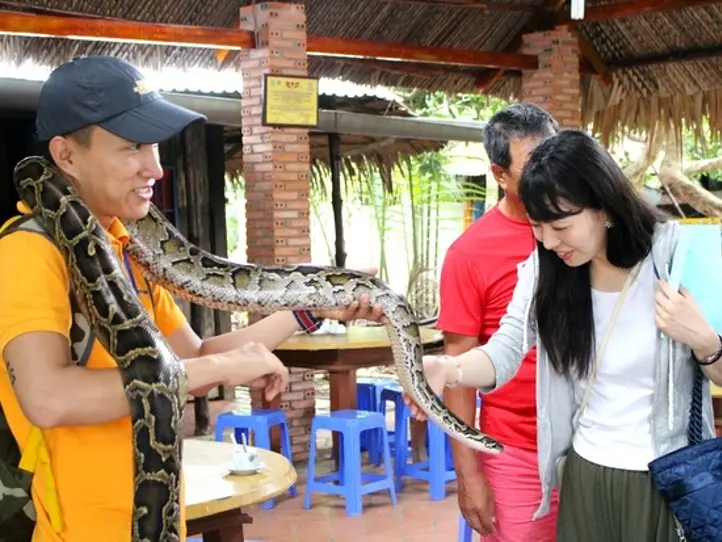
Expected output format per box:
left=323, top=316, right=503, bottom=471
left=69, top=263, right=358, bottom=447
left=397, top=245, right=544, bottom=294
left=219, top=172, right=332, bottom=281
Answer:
left=521, top=26, right=581, bottom=129
left=239, top=2, right=315, bottom=462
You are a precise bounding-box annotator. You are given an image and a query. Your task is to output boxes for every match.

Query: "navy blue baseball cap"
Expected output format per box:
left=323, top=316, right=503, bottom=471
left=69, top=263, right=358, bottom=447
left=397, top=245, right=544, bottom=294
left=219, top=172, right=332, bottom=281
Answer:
left=36, top=56, right=206, bottom=144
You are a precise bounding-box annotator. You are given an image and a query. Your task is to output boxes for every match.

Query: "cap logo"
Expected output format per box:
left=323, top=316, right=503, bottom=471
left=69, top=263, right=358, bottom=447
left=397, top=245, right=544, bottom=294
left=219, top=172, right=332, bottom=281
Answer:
left=133, top=79, right=154, bottom=95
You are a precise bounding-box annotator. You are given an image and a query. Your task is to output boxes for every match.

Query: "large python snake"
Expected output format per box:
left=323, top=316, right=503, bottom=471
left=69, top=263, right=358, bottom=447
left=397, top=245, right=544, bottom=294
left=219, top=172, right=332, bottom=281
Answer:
left=13, top=155, right=502, bottom=541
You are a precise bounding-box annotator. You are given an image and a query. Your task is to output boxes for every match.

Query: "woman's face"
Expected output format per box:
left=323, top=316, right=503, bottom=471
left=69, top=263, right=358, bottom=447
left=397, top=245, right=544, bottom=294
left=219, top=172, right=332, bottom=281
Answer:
left=529, top=204, right=609, bottom=267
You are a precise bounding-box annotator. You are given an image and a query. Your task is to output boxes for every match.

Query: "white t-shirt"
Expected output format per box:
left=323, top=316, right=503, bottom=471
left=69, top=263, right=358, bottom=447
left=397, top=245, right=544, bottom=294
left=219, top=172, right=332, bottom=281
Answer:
left=572, top=255, right=658, bottom=471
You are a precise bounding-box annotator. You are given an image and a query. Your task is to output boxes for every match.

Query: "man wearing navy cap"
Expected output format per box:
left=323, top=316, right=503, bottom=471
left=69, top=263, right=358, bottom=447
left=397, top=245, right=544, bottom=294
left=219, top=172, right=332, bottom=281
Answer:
left=35, top=55, right=207, bottom=145
left=0, top=56, right=383, bottom=540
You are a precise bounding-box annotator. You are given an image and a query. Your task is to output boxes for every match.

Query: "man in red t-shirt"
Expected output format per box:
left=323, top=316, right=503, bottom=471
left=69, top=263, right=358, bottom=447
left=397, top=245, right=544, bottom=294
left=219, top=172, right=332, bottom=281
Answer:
left=437, top=103, right=559, bottom=541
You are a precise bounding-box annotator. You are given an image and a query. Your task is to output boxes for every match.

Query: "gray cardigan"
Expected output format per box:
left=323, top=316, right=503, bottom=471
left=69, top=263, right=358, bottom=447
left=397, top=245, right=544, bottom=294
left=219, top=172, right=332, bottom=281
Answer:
left=478, top=220, right=717, bottom=519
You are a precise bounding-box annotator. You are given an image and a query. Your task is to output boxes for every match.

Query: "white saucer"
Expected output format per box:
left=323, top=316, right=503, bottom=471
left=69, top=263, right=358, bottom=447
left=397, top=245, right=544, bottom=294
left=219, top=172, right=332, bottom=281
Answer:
left=225, top=461, right=265, bottom=476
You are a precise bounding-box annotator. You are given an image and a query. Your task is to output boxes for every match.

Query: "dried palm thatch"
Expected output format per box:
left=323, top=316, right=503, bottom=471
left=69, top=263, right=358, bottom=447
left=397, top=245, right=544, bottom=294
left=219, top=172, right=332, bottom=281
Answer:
left=221, top=87, right=446, bottom=193
left=576, top=5, right=722, bottom=145
left=1, top=0, right=721, bottom=143
left=225, top=129, right=444, bottom=194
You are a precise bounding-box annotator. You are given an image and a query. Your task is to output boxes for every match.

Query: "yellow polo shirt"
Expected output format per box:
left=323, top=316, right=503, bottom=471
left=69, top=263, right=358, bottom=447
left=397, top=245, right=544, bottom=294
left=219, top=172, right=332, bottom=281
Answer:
left=0, top=203, right=189, bottom=541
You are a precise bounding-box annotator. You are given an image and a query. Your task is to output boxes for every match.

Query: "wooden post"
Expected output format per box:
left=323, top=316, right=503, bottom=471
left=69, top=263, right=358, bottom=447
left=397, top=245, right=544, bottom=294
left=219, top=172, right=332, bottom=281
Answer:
left=205, top=124, right=235, bottom=402
left=159, top=133, right=189, bottom=318
left=180, top=121, right=216, bottom=435
left=328, top=133, right=346, bottom=267
left=239, top=2, right=314, bottom=461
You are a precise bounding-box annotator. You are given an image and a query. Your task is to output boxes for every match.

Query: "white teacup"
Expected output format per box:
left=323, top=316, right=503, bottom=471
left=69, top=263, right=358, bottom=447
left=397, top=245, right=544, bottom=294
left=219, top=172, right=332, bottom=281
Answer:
left=231, top=448, right=259, bottom=471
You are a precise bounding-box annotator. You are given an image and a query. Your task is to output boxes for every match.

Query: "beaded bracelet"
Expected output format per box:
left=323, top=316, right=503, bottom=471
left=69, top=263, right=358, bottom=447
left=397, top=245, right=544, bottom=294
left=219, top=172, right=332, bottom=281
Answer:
left=293, top=310, right=324, bottom=333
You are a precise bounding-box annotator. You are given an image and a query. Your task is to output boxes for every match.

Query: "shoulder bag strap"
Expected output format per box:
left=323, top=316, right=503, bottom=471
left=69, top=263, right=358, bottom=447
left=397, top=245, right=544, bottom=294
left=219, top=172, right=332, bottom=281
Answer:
left=571, top=261, right=643, bottom=430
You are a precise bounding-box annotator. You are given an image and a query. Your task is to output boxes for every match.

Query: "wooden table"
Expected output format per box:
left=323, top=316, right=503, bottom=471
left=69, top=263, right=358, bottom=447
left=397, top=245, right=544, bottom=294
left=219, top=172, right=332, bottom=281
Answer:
left=275, top=325, right=443, bottom=410
left=184, top=439, right=297, bottom=542
left=271, top=325, right=443, bottom=458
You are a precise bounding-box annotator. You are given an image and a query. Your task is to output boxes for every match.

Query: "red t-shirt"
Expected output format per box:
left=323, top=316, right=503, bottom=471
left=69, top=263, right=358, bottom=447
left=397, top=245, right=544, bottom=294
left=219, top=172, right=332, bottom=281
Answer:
left=436, top=205, right=538, bottom=451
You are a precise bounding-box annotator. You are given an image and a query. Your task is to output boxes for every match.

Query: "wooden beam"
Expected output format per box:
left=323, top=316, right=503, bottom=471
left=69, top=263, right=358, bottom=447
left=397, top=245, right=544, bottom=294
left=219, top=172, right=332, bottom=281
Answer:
left=546, top=0, right=568, bottom=10
left=331, top=57, right=471, bottom=79
left=0, top=10, right=255, bottom=49
left=307, top=36, right=538, bottom=70
left=574, top=28, right=613, bottom=85
left=474, top=69, right=505, bottom=93
left=557, top=0, right=722, bottom=23
left=469, top=32, right=526, bottom=94
left=572, top=44, right=721, bottom=73
left=0, top=9, right=538, bottom=71
left=608, top=45, right=722, bottom=70
left=328, top=55, right=595, bottom=83
left=377, top=0, right=537, bottom=11
left=523, top=43, right=721, bottom=76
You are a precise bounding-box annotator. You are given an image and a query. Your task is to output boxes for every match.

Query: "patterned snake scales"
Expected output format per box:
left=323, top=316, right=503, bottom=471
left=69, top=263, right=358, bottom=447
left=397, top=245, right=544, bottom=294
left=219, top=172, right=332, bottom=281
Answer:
left=13, top=155, right=502, bottom=541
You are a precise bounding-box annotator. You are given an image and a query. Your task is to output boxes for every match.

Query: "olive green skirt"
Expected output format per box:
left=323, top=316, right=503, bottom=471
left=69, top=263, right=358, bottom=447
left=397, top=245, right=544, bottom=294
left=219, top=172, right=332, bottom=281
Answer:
left=556, top=448, right=683, bottom=542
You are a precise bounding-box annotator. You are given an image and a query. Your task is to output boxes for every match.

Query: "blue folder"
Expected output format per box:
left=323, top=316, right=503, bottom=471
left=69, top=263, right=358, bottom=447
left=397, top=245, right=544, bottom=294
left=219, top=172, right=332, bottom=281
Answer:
left=669, top=221, right=722, bottom=334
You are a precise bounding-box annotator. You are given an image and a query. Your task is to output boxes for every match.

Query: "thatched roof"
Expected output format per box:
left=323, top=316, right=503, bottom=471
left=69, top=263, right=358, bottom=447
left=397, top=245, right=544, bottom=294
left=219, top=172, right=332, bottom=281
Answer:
left=1, top=0, right=721, bottom=141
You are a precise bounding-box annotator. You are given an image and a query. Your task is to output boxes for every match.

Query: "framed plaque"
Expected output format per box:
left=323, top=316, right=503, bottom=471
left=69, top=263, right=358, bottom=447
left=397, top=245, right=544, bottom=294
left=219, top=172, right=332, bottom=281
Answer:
left=262, top=74, right=319, bottom=128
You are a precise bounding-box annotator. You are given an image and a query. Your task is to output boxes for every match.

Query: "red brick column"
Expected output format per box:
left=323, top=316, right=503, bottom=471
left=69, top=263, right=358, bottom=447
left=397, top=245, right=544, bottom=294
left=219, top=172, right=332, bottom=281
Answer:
left=239, top=2, right=315, bottom=462
left=521, top=26, right=581, bottom=129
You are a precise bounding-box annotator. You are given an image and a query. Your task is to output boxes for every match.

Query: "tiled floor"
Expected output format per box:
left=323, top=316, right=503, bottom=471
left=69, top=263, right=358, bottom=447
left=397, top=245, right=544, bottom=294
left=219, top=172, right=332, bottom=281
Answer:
left=241, top=478, right=465, bottom=542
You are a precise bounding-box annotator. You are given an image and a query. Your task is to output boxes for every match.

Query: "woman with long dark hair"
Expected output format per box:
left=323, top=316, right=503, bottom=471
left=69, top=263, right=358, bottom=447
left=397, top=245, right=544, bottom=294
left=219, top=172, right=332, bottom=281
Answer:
left=409, top=130, right=722, bottom=541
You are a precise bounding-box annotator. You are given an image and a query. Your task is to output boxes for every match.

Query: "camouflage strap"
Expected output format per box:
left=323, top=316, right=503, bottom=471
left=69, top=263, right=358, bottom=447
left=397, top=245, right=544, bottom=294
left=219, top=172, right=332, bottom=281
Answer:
left=0, top=216, right=95, bottom=367
left=0, top=215, right=157, bottom=367
left=0, top=402, right=34, bottom=541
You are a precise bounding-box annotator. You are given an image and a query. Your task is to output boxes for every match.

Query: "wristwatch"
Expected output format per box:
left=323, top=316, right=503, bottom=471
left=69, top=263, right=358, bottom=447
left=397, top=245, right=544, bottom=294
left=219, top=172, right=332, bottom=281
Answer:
left=693, top=334, right=722, bottom=366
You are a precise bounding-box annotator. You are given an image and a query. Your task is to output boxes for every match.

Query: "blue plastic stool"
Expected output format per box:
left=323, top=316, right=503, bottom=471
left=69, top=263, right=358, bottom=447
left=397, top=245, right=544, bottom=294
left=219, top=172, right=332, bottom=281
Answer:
left=357, top=378, right=397, bottom=458
left=214, top=409, right=297, bottom=509
left=458, top=512, right=473, bottom=541
left=357, top=377, right=397, bottom=408
left=357, top=378, right=397, bottom=408
left=372, top=382, right=410, bottom=465
left=304, top=410, right=397, bottom=516
left=393, top=398, right=457, bottom=500
left=424, top=394, right=482, bottom=471
left=356, top=381, right=377, bottom=454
